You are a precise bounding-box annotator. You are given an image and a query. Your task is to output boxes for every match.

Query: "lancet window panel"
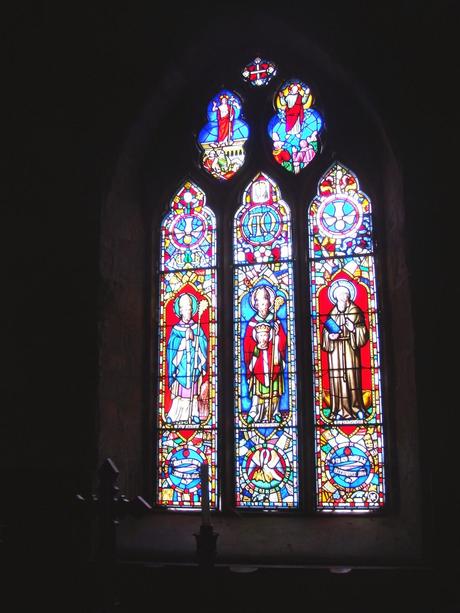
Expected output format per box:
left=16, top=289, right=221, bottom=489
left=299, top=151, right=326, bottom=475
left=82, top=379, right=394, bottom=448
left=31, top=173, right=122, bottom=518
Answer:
left=308, top=162, right=385, bottom=511
left=233, top=173, right=299, bottom=509
left=156, top=181, right=218, bottom=509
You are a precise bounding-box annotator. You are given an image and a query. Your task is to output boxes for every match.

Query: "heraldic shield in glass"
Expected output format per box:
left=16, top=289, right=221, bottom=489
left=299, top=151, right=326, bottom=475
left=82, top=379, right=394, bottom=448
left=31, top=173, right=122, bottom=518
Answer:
left=308, top=162, right=385, bottom=511
left=198, top=89, right=249, bottom=181
left=157, top=181, right=218, bottom=509
left=268, top=79, right=323, bottom=174
left=234, top=173, right=299, bottom=508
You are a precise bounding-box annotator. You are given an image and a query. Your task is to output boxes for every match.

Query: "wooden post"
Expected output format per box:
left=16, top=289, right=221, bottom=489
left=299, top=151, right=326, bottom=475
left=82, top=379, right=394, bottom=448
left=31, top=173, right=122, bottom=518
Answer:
left=76, top=458, right=152, bottom=611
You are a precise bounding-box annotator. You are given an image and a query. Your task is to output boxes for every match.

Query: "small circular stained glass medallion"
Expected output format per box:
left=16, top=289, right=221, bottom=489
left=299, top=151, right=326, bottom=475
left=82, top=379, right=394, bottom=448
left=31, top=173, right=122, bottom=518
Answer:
left=317, top=195, right=362, bottom=238
left=242, top=57, right=277, bottom=86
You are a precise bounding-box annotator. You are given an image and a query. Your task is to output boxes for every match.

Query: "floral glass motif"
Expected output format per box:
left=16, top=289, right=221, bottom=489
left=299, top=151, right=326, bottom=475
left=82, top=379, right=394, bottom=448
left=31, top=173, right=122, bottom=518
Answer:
left=234, top=173, right=298, bottom=508
left=198, top=89, right=249, bottom=181
left=157, top=181, right=218, bottom=508
left=268, top=79, right=323, bottom=174
left=308, top=162, right=385, bottom=511
left=242, top=57, right=277, bottom=86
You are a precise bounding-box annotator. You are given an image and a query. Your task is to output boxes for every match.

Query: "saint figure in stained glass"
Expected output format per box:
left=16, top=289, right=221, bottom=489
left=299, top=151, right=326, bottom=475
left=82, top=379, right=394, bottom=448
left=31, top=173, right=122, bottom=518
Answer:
left=213, top=94, right=235, bottom=145
left=308, top=163, right=385, bottom=510
left=321, top=280, right=369, bottom=420
left=282, top=82, right=308, bottom=135
left=244, top=286, right=286, bottom=423
left=198, top=89, right=249, bottom=181
left=268, top=79, right=323, bottom=174
left=166, top=293, right=209, bottom=425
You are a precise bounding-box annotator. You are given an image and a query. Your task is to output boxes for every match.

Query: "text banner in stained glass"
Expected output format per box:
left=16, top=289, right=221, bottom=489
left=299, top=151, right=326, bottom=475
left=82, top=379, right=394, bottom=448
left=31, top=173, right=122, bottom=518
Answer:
left=158, top=428, right=217, bottom=508
left=316, top=425, right=385, bottom=510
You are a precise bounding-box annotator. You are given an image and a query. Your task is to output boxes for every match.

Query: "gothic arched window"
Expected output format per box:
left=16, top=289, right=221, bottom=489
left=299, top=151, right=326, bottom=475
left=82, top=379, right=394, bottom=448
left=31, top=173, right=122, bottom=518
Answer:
left=98, top=20, right=422, bottom=566
left=154, top=58, right=387, bottom=514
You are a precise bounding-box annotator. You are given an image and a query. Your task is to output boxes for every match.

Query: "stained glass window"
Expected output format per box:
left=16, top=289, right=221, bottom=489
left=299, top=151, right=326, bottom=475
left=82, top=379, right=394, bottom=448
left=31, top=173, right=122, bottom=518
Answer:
left=308, top=162, right=385, bottom=511
left=242, top=57, right=277, bottom=86
left=234, top=173, right=299, bottom=508
left=155, top=56, right=388, bottom=516
left=268, top=79, right=323, bottom=174
left=157, top=181, right=218, bottom=509
left=198, top=89, right=249, bottom=181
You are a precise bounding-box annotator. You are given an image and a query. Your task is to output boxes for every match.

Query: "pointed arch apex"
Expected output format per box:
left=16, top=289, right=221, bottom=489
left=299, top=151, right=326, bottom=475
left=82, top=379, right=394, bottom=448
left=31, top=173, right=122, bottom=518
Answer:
left=169, top=179, right=207, bottom=213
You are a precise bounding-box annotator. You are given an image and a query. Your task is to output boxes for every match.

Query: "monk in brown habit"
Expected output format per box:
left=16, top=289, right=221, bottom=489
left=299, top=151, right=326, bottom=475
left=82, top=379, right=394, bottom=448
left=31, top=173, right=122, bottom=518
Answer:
left=322, top=282, right=368, bottom=419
